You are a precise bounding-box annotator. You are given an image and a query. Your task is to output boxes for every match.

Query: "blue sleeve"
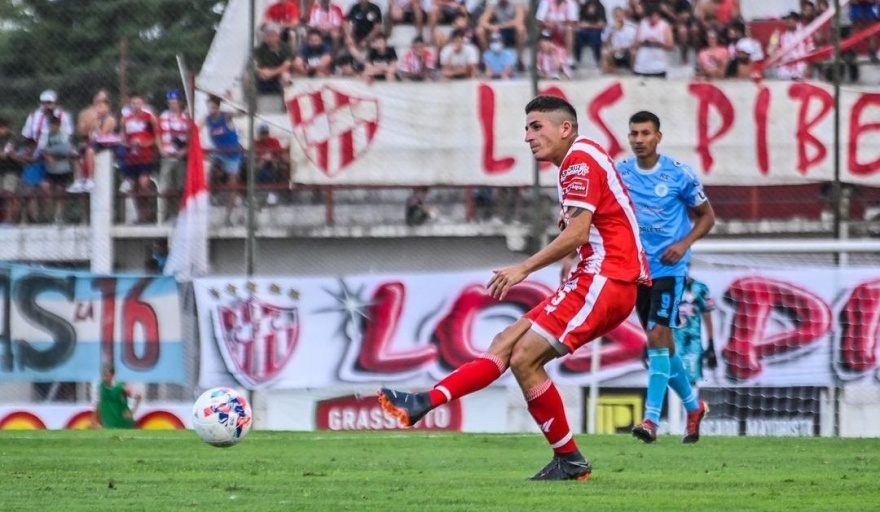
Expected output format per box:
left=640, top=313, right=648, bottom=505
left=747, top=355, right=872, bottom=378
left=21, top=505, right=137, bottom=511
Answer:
left=679, top=164, right=707, bottom=208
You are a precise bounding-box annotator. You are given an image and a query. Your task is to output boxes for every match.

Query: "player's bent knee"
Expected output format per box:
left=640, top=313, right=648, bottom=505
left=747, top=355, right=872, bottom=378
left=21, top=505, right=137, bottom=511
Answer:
left=487, top=318, right=532, bottom=359
left=509, top=332, right=558, bottom=376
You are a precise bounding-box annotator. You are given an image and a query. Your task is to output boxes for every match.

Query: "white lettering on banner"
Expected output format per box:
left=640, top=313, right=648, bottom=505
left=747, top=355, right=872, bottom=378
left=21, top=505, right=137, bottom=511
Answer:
left=284, top=79, right=880, bottom=186
left=313, top=394, right=463, bottom=430
left=195, top=268, right=880, bottom=391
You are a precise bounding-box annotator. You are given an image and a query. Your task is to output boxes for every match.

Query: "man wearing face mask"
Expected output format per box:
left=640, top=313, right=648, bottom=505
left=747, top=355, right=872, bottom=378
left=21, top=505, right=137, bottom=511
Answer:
left=482, top=31, right=517, bottom=79
left=477, top=0, right=527, bottom=68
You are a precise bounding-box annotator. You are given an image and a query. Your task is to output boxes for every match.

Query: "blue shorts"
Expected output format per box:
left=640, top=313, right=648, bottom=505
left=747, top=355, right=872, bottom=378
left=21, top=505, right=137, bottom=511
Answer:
left=636, top=276, right=685, bottom=331
left=212, top=154, right=242, bottom=175
left=850, top=3, right=880, bottom=21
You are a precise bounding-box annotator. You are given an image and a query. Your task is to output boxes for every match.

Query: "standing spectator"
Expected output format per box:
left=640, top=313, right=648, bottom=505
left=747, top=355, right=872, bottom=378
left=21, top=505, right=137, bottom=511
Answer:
left=254, top=25, right=294, bottom=94
left=345, top=0, right=384, bottom=52
left=157, top=90, right=190, bottom=223
left=428, top=0, right=471, bottom=46
left=308, top=0, right=347, bottom=51
left=16, top=138, right=44, bottom=224
left=536, top=30, right=572, bottom=79
left=482, top=31, right=517, bottom=79
left=41, top=115, right=77, bottom=224
left=767, top=11, right=814, bottom=80
left=254, top=124, right=290, bottom=206
left=0, top=117, right=21, bottom=223
left=667, top=0, right=698, bottom=65
left=601, top=6, right=637, bottom=74
left=695, top=29, right=729, bottom=80
left=120, top=92, right=161, bottom=224
left=632, top=6, right=674, bottom=78
left=263, top=0, right=303, bottom=47
left=72, top=89, right=109, bottom=193
left=439, top=29, right=479, bottom=79
left=387, top=0, right=427, bottom=41
left=574, top=0, right=606, bottom=67
left=477, top=0, right=527, bottom=67
left=77, top=94, right=119, bottom=195
left=204, top=95, right=243, bottom=226
left=399, top=35, right=437, bottom=81
left=364, top=32, right=400, bottom=81
left=536, top=0, right=579, bottom=67
left=91, top=363, right=142, bottom=429
left=293, top=28, right=335, bottom=77
left=22, top=90, right=74, bottom=151
left=850, top=0, right=879, bottom=63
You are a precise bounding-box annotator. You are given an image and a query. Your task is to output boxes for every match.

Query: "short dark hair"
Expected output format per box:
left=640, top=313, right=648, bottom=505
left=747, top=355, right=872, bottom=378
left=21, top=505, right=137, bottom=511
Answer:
left=525, top=95, right=578, bottom=124
left=629, top=110, right=660, bottom=131
left=208, top=95, right=222, bottom=106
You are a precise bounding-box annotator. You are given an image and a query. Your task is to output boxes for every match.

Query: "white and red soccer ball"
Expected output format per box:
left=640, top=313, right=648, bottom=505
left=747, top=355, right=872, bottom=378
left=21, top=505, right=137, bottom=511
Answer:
left=192, top=387, right=252, bottom=447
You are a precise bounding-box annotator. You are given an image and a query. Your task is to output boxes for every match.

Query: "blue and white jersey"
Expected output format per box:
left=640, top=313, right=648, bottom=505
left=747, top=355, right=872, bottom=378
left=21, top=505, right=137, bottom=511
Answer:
left=617, top=154, right=707, bottom=279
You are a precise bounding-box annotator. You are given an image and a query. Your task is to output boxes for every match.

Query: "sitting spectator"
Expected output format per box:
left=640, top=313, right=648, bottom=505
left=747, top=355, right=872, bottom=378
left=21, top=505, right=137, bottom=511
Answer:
left=263, top=0, right=303, bottom=47
left=254, top=124, right=290, bottom=206
left=696, top=29, right=729, bottom=80
left=536, top=0, right=579, bottom=66
left=767, top=11, right=814, bottom=81
left=439, top=29, right=479, bottom=79
left=334, top=51, right=365, bottom=77
left=574, top=0, right=606, bottom=67
left=387, top=0, right=427, bottom=41
left=293, top=28, right=335, bottom=77
left=482, top=31, right=517, bottom=79
left=601, top=6, right=637, bottom=74
left=477, top=0, right=527, bottom=68
left=666, top=0, right=698, bottom=65
left=428, top=0, right=471, bottom=46
left=363, top=32, right=399, bottom=81
left=255, top=25, right=293, bottom=93
left=345, top=0, right=384, bottom=51
left=434, top=13, right=477, bottom=51
left=536, top=30, right=572, bottom=79
left=405, top=186, right=432, bottom=226
left=727, top=37, right=764, bottom=79
left=632, top=5, right=674, bottom=78
left=41, top=115, right=77, bottom=224
left=157, top=90, right=190, bottom=223
left=308, top=0, right=347, bottom=51
left=399, top=36, right=437, bottom=81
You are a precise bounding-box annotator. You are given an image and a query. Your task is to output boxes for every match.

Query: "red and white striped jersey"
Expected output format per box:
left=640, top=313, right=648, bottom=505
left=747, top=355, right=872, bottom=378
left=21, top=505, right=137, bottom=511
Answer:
left=557, top=136, right=650, bottom=284
left=308, top=3, right=345, bottom=31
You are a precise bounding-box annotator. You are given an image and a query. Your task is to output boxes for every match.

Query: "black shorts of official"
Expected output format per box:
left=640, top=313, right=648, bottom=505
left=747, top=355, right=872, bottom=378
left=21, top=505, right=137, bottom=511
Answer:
left=636, top=276, right=685, bottom=330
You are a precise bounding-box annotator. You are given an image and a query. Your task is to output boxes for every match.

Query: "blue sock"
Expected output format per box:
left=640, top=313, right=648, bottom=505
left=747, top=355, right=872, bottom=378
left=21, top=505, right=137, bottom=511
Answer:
left=669, top=352, right=700, bottom=412
left=645, top=348, right=670, bottom=424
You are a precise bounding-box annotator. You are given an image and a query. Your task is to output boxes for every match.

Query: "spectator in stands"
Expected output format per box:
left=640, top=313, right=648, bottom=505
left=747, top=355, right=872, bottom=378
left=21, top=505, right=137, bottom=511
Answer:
left=767, top=11, right=814, bottom=80
left=364, top=32, right=400, bottom=81
left=405, top=186, right=432, bottom=226
left=255, top=25, right=294, bottom=94
left=0, top=117, right=21, bottom=224
left=334, top=51, right=365, bottom=77
left=22, top=90, right=74, bottom=152
left=294, top=28, right=335, bottom=77
left=254, top=123, right=290, bottom=206
left=205, top=95, right=243, bottom=226
left=477, top=0, right=527, bottom=70
left=263, top=0, right=303, bottom=47
left=850, top=0, right=879, bottom=63
left=439, top=29, right=479, bottom=79
left=601, top=6, right=637, bottom=74
left=482, top=31, right=517, bottom=79
left=632, top=5, right=674, bottom=78
left=536, top=0, right=579, bottom=67
left=91, top=363, right=141, bottom=429
left=42, top=114, right=78, bottom=224
left=16, top=138, right=44, bottom=224
left=77, top=94, right=119, bottom=195
left=72, top=89, right=110, bottom=193
left=428, top=0, right=471, bottom=47
left=387, top=0, right=427, bottom=41
left=695, top=29, right=729, bottom=80
left=435, top=12, right=477, bottom=51
left=536, top=29, right=572, bottom=79
left=665, top=0, right=698, bottom=66
left=695, top=0, right=740, bottom=32
left=308, top=0, right=347, bottom=51
left=157, top=90, right=190, bottom=224
left=727, top=36, right=764, bottom=79
left=121, top=92, right=161, bottom=224
left=625, top=0, right=645, bottom=22
left=399, top=35, right=437, bottom=80
left=574, top=0, right=606, bottom=68
left=345, top=0, right=384, bottom=51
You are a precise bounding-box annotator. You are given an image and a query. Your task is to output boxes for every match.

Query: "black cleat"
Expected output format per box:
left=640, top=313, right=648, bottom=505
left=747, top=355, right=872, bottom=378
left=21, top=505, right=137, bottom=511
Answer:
left=632, top=419, right=658, bottom=443
left=682, top=400, right=709, bottom=444
left=529, top=453, right=592, bottom=481
left=377, top=388, right=432, bottom=427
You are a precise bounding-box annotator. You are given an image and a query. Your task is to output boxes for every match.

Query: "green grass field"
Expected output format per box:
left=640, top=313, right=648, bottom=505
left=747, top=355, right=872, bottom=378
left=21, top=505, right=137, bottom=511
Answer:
left=1, top=430, right=878, bottom=512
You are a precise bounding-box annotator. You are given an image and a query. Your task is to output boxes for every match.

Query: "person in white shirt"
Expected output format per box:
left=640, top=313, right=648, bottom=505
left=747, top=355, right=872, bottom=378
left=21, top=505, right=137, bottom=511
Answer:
left=631, top=6, right=673, bottom=78
left=22, top=90, right=74, bottom=150
left=601, top=6, right=637, bottom=74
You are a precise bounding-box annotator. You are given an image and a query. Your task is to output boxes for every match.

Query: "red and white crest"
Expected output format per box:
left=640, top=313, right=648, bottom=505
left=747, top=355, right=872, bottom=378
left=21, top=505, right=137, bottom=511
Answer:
left=213, top=295, right=299, bottom=387
left=287, top=85, right=380, bottom=177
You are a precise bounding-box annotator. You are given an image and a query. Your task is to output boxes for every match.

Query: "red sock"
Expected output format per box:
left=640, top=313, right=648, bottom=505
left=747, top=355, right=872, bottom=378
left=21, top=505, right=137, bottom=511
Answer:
left=526, top=379, right=577, bottom=455
left=428, top=353, right=506, bottom=407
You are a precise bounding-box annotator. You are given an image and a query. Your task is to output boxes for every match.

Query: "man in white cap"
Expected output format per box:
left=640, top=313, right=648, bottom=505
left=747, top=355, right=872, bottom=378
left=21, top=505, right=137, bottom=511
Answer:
left=22, top=89, right=74, bottom=150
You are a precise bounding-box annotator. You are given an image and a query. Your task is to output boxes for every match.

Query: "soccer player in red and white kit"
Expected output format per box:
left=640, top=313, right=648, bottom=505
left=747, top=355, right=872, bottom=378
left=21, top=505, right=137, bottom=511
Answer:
left=378, top=95, right=649, bottom=481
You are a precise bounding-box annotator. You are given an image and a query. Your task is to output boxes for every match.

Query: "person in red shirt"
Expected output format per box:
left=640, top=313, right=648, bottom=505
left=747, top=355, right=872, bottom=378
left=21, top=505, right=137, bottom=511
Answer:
left=253, top=124, right=289, bottom=205
left=120, top=92, right=160, bottom=224
left=263, top=0, right=303, bottom=46
left=378, top=95, right=648, bottom=481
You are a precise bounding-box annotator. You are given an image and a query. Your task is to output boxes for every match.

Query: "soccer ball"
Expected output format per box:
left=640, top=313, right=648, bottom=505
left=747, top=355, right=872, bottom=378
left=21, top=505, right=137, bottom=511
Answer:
left=192, top=387, right=253, bottom=447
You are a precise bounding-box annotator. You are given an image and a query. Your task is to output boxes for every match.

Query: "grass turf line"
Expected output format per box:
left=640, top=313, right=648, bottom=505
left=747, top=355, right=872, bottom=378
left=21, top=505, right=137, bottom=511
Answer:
left=0, top=430, right=878, bottom=511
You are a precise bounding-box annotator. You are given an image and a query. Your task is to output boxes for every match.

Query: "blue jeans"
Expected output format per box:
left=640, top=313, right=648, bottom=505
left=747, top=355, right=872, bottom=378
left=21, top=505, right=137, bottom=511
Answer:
left=575, top=28, right=603, bottom=64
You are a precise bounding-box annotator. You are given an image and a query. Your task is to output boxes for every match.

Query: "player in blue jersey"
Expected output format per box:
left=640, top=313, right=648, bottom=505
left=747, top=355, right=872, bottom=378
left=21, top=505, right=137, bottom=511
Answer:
left=617, top=110, right=715, bottom=444
left=674, top=276, right=718, bottom=386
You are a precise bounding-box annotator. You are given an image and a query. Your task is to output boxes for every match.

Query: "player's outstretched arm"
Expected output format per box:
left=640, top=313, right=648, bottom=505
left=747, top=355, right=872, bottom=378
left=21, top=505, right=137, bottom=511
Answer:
left=488, top=207, right=592, bottom=300
left=660, top=201, right=716, bottom=264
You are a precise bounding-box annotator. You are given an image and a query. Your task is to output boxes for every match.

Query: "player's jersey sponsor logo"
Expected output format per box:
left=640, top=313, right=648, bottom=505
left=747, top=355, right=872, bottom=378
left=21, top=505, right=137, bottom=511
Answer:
left=561, top=163, right=590, bottom=179
left=654, top=183, right=669, bottom=197
left=287, top=84, right=379, bottom=178
left=210, top=283, right=301, bottom=387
